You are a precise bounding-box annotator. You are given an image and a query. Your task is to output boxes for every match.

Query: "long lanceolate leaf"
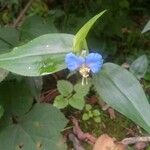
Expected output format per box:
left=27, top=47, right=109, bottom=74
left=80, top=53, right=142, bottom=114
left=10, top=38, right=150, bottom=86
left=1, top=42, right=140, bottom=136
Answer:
left=0, top=33, right=74, bottom=76
left=93, top=63, right=150, bottom=133
left=73, top=10, right=106, bottom=52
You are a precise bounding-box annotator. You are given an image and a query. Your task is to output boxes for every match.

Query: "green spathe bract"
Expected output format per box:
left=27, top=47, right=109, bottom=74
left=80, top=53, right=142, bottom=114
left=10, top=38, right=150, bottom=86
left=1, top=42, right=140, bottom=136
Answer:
left=73, top=10, right=107, bottom=52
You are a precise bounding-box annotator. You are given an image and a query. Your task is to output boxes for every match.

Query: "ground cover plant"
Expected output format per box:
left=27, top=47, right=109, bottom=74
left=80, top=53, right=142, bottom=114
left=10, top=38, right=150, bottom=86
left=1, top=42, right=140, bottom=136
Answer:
left=0, top=0, right=150, bottom=149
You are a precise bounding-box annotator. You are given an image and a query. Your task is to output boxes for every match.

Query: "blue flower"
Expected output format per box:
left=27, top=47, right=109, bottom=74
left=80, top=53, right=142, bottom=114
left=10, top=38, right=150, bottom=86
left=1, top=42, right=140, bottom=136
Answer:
left=65, top=52, right=103, bottom=74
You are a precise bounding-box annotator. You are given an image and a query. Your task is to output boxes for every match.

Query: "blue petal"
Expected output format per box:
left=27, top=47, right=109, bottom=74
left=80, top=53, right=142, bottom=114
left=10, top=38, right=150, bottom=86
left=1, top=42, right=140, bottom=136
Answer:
left=85, top=53, right=103, bottom=73
left=65, top=52, right=84, bottom=71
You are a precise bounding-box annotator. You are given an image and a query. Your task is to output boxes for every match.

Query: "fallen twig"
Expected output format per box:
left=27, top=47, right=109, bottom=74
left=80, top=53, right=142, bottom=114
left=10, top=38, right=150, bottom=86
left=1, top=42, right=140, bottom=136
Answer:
left=41, top=89, right=58, bottom=102
left=134, top=142, right=147, bottom=150
left=121, top=136, right=150, bottom=145
left=71, top=117, right=96, bottom=145
left=108, top=108, right=116, bottom=119
left=98, top=97, right=116, bottom=119
left=68, top=133, right=85, bottom=150
left=93, top=134, right=126, bottom=150
left=13, top=0, right=34, bottom=27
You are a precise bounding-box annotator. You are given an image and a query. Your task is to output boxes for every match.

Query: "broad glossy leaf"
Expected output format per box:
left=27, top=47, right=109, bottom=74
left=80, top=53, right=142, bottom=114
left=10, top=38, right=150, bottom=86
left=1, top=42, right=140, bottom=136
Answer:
left=93, top=63, right=150, bottom=133
left=20, top=15, right=57, bottom=41
left=26, top=77, right=43, bottom=102
left=73, top=10, right=106, bottom=52
left=0, top=103, right=68, bottom=150
left=0, top=27, right=19, bottom=47
left=0, top=80, right=33, bottom=117
left=0, top=34, right=74, bottom=76
left=0, top=27, right=19, bottom=52
left=130, top=55, right=148, bottom=79
left=0, top=40, right=10, bottom=53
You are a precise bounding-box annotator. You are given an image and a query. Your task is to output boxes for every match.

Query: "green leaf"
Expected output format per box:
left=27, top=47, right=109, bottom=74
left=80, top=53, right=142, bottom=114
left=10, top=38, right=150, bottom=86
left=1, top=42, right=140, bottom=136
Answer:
left=88, top=111, right=93, bottom=118
left=127, top=146, right=134, bottom=150
left=147, top=146, right=150, bottom=150
left=57, top=80, right=73, bottom=96
left=0, top=105, right=4, bottom=119
left=0, top=80, right=33, bottom=117
left=93, top=109, right=101, bottom=117
left=73, top=10, right=106, bottom=52
left=93, top=63, right=150, bottom=133
left=74, top=82, right=91, bottom=96
left=144, top=73, right=150, bottom=81
left=119, top=0, right=129, bottom=8
left=94, top=117, right=101, bottom=123
left=130, top=55, right=148, bottom=79
left=69, top=94, right=85, bottom=110
left=0, top=34, right=74, bottom=76
left=53, top=95, right=68, bottom=109
left=0, top=103, right=68, bottom=150
left=0, top=27, right=19, bottom=46
left=20, top=15, right=57, bottom=41
left=26, top=77, right=43, bottom=102
left=82, top=113, right=89, bottom=121
left=142, top=20, right=150, bottom=33
left=0, top=27, right=19, bottom=53
left=85, top=104, right=92, bottom=111
left=0, top=69, right=9, bottom=83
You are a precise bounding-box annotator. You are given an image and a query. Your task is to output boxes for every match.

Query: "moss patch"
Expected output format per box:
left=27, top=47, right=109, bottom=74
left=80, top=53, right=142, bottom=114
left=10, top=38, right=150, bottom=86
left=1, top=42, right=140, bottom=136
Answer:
left=80, top=107, right=137, bottom=140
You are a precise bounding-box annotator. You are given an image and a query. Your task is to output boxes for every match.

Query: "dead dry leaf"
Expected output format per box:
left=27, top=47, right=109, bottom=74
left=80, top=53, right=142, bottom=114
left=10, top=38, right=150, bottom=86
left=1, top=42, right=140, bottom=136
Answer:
left=93, top=134, right=126, bottom=150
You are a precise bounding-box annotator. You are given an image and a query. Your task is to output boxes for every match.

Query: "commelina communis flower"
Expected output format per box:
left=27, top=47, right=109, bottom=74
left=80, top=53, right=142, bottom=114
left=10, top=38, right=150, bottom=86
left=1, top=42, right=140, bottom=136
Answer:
left=65, top=51, right=103, bottom=85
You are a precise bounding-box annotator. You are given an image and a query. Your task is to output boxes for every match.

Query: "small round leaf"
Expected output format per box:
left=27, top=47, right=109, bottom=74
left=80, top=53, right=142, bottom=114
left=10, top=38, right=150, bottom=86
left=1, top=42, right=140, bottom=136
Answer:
left=94, top=117, right=101, bottom=123
left=53, top=95, right=68, bottom=109
left=82, top=113, right=90, bottom=121
left=85, top=104, right=92, bottom=111
left=57, top=80, right=73, bottom=96
left=93, top=109, right=101, bottom=116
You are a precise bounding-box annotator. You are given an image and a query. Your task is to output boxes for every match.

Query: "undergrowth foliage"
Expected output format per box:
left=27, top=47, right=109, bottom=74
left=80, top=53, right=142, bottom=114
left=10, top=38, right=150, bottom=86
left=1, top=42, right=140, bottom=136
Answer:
left=0, top=1, right=150, bottom=149
left=54, top=80, right=91, bottom=110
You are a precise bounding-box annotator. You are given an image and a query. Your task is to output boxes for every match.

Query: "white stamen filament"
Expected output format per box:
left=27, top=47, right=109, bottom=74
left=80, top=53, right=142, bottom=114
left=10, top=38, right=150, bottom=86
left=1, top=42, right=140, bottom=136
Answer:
left=81, top=50, right=87, bottom=57
left=79, top=65, right=90, bottom=86
left=81, top=77, right=88, bottom=86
